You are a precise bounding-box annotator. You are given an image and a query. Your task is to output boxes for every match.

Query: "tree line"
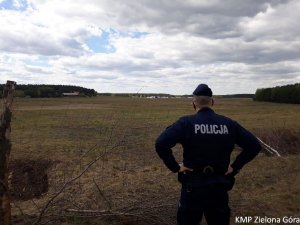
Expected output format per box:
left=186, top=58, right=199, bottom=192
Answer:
left=0, top=84, right=97, bottom=98
left=254, top=83, right=300, bottom=104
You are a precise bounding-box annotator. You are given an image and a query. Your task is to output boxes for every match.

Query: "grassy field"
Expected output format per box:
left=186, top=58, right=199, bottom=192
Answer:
left=6, top=96, right=300, bottom=225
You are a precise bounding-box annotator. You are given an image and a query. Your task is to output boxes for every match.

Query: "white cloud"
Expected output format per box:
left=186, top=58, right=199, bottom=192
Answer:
left=12, top=0, right=27, bottom=9
left=240, top=1, right=300, bottom=41
left=0, top=0, right=299, bottom=94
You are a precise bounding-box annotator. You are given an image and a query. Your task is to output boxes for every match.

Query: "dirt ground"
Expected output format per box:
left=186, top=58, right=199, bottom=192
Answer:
left=9, top=159, right=52, bottom=200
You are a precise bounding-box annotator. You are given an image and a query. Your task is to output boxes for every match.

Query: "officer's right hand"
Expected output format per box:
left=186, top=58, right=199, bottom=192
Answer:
left=225, top=165, right=234, bottom=175
left=178, top=163, right=193, bottom=173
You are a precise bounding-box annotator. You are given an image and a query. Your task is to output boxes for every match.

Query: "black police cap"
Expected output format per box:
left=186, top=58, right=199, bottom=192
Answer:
left=193, top=84, right=213, bottom=97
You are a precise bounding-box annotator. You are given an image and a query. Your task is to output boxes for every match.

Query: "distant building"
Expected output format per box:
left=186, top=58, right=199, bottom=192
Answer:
left=63, top=91, right=80, bottom=96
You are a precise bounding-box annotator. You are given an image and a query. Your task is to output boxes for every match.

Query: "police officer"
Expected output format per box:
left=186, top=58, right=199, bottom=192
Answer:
left=155, top=84, right=261, bottom=225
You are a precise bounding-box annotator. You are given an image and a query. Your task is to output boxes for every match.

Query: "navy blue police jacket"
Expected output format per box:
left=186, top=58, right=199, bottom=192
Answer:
left=155, top=107, right=261, bottom=174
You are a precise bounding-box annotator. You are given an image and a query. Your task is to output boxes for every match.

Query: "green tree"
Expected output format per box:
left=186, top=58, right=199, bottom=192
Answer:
left=254, top=83, right=300, bottom=104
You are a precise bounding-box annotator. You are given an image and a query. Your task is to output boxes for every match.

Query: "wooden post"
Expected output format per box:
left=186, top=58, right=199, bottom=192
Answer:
left=0, top=81, right=16, bottom=225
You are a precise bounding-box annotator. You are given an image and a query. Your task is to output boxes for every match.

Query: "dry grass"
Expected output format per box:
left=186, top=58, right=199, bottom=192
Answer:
left=7, top=96, right=300, bottom=225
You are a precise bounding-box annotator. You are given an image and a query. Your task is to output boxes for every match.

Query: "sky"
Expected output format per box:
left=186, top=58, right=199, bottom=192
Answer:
left=0, top=0, right=300, bottom=95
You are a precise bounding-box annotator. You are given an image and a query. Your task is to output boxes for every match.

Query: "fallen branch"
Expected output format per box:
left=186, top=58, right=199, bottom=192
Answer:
left=64, top=208, right=173, bottom=225
left=256, top=136, right=281, bottom=157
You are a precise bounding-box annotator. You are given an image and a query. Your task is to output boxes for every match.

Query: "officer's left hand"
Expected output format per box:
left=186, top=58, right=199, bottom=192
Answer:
left=178, top=163, right=193, bottom=173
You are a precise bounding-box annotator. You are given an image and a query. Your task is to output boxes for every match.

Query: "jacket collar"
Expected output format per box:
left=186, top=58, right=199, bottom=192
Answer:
left=197, top=107, right=214, bottom=113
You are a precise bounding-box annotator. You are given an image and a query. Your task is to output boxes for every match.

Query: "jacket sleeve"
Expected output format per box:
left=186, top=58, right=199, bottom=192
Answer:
left=231, top=121, right=262, bottom=172
left=155, top=118, right=186, bottom=173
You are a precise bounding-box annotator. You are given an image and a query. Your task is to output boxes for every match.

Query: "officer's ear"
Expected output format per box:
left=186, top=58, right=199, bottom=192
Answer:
left=211, top=98, right=214, bottom=107
left=192, top=102, right=196, bottom=111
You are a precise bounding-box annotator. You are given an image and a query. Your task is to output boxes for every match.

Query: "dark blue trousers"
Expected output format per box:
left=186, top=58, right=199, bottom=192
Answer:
left=177, top=185, right=230, bottom=225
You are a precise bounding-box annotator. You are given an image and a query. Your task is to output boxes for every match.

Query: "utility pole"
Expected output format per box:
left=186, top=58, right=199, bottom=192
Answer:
left=0, top=81, right=16, bottom=225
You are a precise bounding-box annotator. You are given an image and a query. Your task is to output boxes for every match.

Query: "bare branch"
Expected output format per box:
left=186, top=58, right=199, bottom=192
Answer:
left=92, top=178, right=112, bottom=210
left=34, top=138, right=125, bottom=224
